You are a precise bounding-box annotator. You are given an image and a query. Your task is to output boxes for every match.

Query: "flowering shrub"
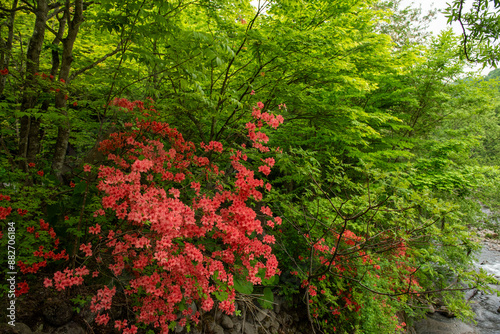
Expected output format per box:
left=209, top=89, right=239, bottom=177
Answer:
left=268, top=156, right=427, bottom=333
left=38, top=99, right=283, bottom=333
left=279, top=218, right=422, bottom=332
left=0, top=194, right=69, bottom=298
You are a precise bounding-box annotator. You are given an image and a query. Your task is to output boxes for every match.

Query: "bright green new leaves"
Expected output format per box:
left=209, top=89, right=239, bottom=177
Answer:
left=445, top=0, right=500, bottom=67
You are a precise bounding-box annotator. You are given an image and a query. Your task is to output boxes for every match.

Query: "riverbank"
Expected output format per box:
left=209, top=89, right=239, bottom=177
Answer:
left=412, top=226, right=500, bottom=334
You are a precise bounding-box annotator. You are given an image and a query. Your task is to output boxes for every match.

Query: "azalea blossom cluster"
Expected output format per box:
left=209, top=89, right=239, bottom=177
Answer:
left=58, top=99, right=283, bottom=333
left=0, top=193, right=12, bottom=220
left=0, top=199, right=69, bottom=295
left=32, top=72, right=70, bottom=100
left=290, top=227, right=420, bottom=331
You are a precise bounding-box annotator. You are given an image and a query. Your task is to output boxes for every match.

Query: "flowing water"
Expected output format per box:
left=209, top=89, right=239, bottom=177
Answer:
left=466, top=245, right=500, bottom=334
left=414, top=213, right=500, bottom=334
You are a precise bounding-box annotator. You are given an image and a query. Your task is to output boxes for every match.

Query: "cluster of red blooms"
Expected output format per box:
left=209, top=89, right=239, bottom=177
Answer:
left=0, top=99, right=282, bottom=333
left=44, top=266, right=89, bottom=290
left=18, top=219, right=68, bottom=276
left=40, top=99, right=282, bottom=333
left=0, top=193, right=12, bottom=232
left=33, top=72, right=70, bottom=100
left=15, top=281, right=29, bottom=297
left=0, top=198, right=69, bottom=295
left=291, top=227, right=420, bottom=331
left=0, top=68, right=8, bottom=75
left=110, top=97, right=158, bottom=118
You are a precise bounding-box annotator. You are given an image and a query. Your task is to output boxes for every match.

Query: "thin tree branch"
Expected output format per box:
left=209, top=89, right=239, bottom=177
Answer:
left=69, top=41, right=123, bottom=81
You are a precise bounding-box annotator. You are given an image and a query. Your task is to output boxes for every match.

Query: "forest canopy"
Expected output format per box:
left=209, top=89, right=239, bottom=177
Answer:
left=1, top=0, right=500, bottom=333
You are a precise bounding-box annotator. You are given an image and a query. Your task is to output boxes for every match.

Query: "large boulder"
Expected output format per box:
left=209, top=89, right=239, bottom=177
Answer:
left=413, top=313, right=478, bottom=334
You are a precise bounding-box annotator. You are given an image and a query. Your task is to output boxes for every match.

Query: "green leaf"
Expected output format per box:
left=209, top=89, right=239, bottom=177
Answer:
left=257, top=287, right=274, bottom=309
left=233, top=278, right=253, bottom=295
left=262, top=274, right=279, bottom=286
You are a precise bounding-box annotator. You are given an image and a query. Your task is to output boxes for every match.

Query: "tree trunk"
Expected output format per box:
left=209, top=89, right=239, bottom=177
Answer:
left=18, top=0, right=48, bottom=170
left=52, top=0, right=84, bottom=179
left=0, top=0, right=17, bottom=96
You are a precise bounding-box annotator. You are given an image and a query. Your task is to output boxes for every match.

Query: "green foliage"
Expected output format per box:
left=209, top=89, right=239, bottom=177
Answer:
left=445, top=0, right=500, bottom=67
left=70, top=294, right=92, bottom=314
left=2, top=0, right=500, bottom=332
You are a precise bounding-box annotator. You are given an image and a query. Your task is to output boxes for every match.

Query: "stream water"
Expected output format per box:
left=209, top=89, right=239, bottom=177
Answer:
left=466, top=245, right=500, bottom=334
left=414, top=215, right=500, bottom=334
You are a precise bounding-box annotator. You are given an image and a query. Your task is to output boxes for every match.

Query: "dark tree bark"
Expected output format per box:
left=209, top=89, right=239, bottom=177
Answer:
left=0, top=0, right=18, bottom=96
left=52, top=0, right=84, bottom=179
left=50, top=9, right=68, bottom=77
left=19, top=0, right=48, bottom=170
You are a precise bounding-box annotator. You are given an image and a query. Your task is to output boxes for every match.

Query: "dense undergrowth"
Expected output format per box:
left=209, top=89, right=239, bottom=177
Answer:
left=2, top=0, right=500, bottom=333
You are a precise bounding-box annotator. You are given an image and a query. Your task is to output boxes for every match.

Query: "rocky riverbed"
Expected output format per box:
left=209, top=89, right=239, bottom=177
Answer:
left=413, top=227, right=500, bottom=334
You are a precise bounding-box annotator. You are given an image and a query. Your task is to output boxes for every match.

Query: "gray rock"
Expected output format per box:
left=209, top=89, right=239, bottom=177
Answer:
left=51, top=322, right=85, bottom=334
left=262, top=312, right=279, bottom=330
left=214, top=307, right=223, bottom=321
left=262, top=317, right=272, bottom=329
left=13, top=324, right=31, bottom=334
left=414, top=313, right=479, bottom=334
left=270, top=319, right=280, bottom=333
left=254, top=309, right=268, bottom=323
left=233, top=321, right=242, bottom=333
left=273, top=297, right=281, bottom=314
left=276, top=313, right=292, bottom=326
left=190, top=302, right=198, bottom=315
left=0, top=324, right=19, bottom=334
left=243, top=321, right=257, bottom=334
left=174, top=324, right=184, bottom=333
left=78, top=307, right=95, bottom=325
left=220, top=315, right=234, bottom=329
left=42, top=300, right=73, bottom=327
left=0, top=323, right=32, bottom=334
left=32, top=324, right=49, bottom=334
left=208, top=323, right=224, bottom=334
